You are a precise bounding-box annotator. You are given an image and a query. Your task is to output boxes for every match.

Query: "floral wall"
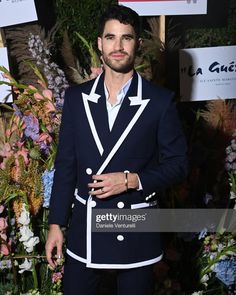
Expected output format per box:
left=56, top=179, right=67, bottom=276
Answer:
left=0, top=0, right=235, bottom=294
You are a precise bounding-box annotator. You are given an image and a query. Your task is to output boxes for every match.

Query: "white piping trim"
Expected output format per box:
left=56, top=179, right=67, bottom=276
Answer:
left=75, top=194, right=86, bottom=205
left=67, top=248, right=163, bottom=269
left=82, top=93, right=104, bottom=155
left=74, top=189, right=86, bottom=205
left=97, top=98, right=150, bottom=175
left=86, top=196, right=93, bottom=264
left=84, top=73, right=151, bottom=268
left=90, top=73, right=101, bottom=98
left=131, top=200, right=157, bottom=209
left=67, top=249, right=87, bottom=263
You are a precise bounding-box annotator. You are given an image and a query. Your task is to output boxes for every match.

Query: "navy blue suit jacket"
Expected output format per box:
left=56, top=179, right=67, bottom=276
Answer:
left=49, top=71, right=188, bottom=269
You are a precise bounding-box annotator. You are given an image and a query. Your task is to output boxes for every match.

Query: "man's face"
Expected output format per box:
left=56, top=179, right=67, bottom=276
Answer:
left=98, top=19, right=139, bottom=73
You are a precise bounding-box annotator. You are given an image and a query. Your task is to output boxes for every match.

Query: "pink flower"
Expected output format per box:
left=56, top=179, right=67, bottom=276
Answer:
left=0, top=217, right=8, bottom=231
left=28, top=85, right=37, bottom=91
left=0, top=243, right=10, bottom=256
left=52, top=271, right=63, bottom=283
left=0, top=233, right=7, bottom=241
left=0, top=143, right=12, bottom=158
left=34, top=93, right=44, bottom=101
left=43, top=89, right=53, bottom=100
left=45, top=101, right=56, bottom=113
left=15, top=146, right=29, bottom=165
left=38, top=133, right=53, bottom=144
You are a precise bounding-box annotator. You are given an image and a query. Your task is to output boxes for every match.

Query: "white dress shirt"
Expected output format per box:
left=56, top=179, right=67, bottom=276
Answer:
left=104, top=78, right=143, bottom=190
left=104, top=78, right=132, bottom=130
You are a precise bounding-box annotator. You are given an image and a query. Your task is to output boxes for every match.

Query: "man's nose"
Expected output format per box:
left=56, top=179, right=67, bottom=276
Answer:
left=114, top=38, right=124, bottom=51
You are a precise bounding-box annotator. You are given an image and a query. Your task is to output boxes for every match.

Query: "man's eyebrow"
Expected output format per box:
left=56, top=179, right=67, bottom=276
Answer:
left=104, top=33, right=115, bottom=38
left=122, top=34, right=135, bottom=38
left=103, top=33, right=135, bottom=38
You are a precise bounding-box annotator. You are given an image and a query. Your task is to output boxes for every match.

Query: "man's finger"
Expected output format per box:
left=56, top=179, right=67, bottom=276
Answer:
left=56, top=243, right=63, bottom=261
left=46, top=244, right=56, bottom=268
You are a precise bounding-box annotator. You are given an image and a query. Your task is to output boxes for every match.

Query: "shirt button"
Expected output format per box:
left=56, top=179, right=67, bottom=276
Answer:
left=86, top=168, right=93, bottom=175
left=117, top=235, right=124, bottom=241
left=90, top=201, right=96, bottom=207
left=117, top=202, right=124, bottom=209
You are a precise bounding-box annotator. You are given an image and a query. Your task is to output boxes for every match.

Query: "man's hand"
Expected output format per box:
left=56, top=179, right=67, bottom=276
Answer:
left=45, top=224, right=63, bottom=268
left=88, top=172, right=139, bottom=199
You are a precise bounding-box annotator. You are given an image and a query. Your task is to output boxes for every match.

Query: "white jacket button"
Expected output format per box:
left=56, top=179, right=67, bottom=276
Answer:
left=117, top=235, right=124, bottom=241
left=86, top=168, right=93, bottom=175
left=90, top=201, right=96, bottom=207
left=117, top=202, right=124, bottom=209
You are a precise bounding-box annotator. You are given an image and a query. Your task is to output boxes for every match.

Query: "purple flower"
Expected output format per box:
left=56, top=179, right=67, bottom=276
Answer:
left=22, top=114, right=39, bottom=141
left=0, top=259, right=12, bottom=270
left=12, top=103, right=22, bottom=118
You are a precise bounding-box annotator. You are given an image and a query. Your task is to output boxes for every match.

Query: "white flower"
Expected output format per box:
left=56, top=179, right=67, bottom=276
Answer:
left=19, top=226, right=33, bottom=242
left=24, top=236, right=39, bottom=253
left=18, top=258, right=32, bottom=274
left=200, top=274, right=209, bottom=287
left=18, top=204, right=30, bottom=225
left=200, top=274, right=209, bottom=283
left=209, top=253, right=217, bottom=260
left=218, top=243, right=224, bottom=252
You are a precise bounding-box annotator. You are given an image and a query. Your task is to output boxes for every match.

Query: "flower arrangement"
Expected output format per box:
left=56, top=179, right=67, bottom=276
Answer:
left=192, top=231, right=236, bottom=295
left=0, top=63, right=65, bottom=294
left=191, top=130, right=236, bottom=295
left=0, top=23, right=104, bottom=293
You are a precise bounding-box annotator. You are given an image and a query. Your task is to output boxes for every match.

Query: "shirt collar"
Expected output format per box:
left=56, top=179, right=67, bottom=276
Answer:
left=104, top=77, right=133, bottom=106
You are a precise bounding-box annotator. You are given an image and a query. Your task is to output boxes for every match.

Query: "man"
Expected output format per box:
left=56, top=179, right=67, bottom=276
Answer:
left=46, top=4, right=188, bottom=295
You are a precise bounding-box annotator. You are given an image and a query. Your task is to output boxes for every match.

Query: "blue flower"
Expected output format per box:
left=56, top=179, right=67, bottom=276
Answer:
left=198, top=227, right=208, bottom=240
left=213, top=259, right=236, bottom=286
left=42, top=169, right=55, bottom=208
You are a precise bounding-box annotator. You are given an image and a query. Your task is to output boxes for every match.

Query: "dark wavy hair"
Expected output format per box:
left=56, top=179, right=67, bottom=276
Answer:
left=98, top=4, right=141, bottom=39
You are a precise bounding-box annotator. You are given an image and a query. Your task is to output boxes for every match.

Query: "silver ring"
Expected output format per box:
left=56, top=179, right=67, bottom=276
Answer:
left=101, top=188, right=104, bottom=193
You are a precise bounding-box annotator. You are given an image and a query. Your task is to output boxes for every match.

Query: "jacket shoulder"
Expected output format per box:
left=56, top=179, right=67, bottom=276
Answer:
left=64, top=78, right=96, bottom=99
left=142, top=77, right=174, bottom=102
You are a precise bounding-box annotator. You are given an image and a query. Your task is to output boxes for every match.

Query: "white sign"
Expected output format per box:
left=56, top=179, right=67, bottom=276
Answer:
left=179, top=46, right=236, bottom=101
left=119, top=0, right=207, bottom=16
left=0, top=0, right=37, bottom=28
left=0, top=47, right=12, bottom=103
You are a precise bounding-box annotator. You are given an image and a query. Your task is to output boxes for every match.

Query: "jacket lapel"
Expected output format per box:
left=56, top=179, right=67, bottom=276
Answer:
left=82, top=72, right=110, bottom=156
left=82, top=71, right=150, bottom=174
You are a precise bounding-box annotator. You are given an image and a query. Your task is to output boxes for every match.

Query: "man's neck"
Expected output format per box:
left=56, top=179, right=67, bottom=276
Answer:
left=104, top=69, right=134, bottom=105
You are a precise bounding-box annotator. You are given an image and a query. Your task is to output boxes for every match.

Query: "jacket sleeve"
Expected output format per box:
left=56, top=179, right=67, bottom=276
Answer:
left=138, top=95, right=188, bottom=196
left=48, top=88, right=77, bottom=226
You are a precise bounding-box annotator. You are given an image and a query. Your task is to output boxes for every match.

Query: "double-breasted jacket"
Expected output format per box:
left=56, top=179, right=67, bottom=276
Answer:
left=48, top=71, right=188, bottom=269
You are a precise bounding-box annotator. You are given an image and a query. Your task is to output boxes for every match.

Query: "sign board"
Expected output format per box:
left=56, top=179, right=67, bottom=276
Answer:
left=0, top=0, right=37, bottom=28
left=119, top=0, right=207, bottom=16
left=179, top=46, right=236, bottom=101
left=0, top=47, right=12, bottom=103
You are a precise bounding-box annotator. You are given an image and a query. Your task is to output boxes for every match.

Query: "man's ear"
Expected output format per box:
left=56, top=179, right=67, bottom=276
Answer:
left=97, top=37, right=102, bottom=52
left=138, top=38, right=143, bottom=46
left=138, top=37, right=143, bottom=48
left=136, top=37, right=142, bottom=52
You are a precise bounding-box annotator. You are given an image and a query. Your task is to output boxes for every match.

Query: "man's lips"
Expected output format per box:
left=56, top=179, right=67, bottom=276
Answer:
left=110, top=52, right=127, bottom=59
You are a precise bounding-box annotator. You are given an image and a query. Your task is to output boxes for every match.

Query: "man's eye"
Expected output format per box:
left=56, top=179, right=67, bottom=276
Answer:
left=123, top=36, right=132, bottom=41
left=105, top=36, right=114, bottom=40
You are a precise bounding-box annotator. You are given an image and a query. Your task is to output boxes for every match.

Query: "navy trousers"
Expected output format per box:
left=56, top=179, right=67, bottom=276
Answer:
left=63, top=256, right=154, bottom=295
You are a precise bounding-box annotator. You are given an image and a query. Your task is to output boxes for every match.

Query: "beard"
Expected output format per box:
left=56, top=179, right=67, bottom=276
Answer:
left=102, top=51, right=135, bottom=73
